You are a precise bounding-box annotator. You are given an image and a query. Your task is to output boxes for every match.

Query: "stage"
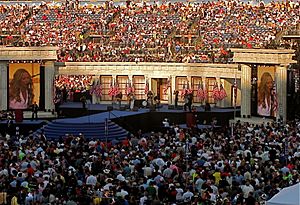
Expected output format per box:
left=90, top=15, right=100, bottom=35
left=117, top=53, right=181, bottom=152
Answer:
left=0, top=102, right=240, bottom=139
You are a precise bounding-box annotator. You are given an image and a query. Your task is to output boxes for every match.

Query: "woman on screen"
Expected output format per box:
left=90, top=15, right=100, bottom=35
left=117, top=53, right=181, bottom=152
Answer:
left=257, top=72, right=274, bottom=117
left=9, top=69, right=34, bottom=109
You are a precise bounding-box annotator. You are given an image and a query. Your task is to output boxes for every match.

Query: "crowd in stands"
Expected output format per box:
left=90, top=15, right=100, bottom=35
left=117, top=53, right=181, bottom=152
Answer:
left=54, top=75, right=93, bottom=102
left=0, top=117, right=300, bottom=204
left=0, top=0, right=299, bottom=62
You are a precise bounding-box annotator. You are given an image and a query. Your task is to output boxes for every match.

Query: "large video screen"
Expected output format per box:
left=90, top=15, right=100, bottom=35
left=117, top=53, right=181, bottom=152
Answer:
left=8, top=63, right=40, bottom=109
left=257, top=66, right=276, bottom=117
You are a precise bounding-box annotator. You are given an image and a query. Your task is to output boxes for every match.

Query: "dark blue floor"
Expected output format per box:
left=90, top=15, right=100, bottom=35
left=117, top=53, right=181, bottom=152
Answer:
left=57, top=102, right=239, bottom=124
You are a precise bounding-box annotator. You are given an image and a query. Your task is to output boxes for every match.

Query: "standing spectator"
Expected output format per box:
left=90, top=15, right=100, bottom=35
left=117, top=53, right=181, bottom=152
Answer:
left=31, top=101, right=39, bottom=120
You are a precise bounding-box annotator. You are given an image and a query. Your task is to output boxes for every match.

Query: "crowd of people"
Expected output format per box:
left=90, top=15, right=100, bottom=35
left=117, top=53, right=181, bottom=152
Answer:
left=0, top=117, right=300, bottom=204
left=0, top=0, right=299, bottom=62
left=54, top=75, right=93, bottom=102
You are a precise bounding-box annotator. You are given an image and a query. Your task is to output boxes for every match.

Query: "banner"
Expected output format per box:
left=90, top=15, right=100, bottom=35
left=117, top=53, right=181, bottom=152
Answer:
left=8, top=63, right=40, bottom=110
left=257, top=66, right=277, bottom=117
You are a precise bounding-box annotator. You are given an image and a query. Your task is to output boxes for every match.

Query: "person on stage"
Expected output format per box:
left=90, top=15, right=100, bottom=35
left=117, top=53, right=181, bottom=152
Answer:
left=80, top=95, right=87, bottom=109
left=173, top=90, right=179, bottom=109
left=115, top=91, right=123, bottom=110
left=184, top=93, right=193, bottom=112
left=128, top=92, right=135, bottom=111
left=31, top=101, right=39, bottom=120
left=9, top=69, right=34, bottom=109
left=147, top=90, right=154, bottom=107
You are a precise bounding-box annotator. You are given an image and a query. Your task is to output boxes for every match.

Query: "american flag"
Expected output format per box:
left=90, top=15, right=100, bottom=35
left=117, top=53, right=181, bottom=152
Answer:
left=219, top=83, right=227, bottom=100
left=126, top=81, right=133, bottom=95
left=131, top=84, right=135, bottom=94
left=196, top=81, right=204, bottom=101
left=186, top=81, right=193, bottom=94
left=95, top=82, right=103, bottom=97
left=203, top=81, right=208, bottom=100
left=144, top=79, right=149, bottom=94
left=125, top=81, right=129, bottom=95
left=113, top=81, right=120, bottom=96
left=108, top=81, right=114, bottom=97
left=89, top=80, right=95, bottom=95
left=271, top=80, right=278, bottom=117
left=163, top=77, right=171, bottom=95
left=212, top=81, right=220, bottom=101
left=181, top=82, right=187, bottom=98
left=233, top=78, right=237, bottom=106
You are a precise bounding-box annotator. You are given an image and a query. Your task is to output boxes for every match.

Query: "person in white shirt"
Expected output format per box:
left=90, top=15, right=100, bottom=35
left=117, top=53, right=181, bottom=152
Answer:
left=86, top=174, right=97, bottom=186
left=182, top=188, right=194, bottom=202
left=240, top=180, right=254, bottom=199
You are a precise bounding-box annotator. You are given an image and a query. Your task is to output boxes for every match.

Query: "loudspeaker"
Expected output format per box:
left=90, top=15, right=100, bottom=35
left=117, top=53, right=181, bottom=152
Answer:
left=107, top=106, right=113, bottom=111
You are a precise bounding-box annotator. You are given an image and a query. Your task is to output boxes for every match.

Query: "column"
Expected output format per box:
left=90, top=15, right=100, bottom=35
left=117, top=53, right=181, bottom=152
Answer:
left=202, top=76, right=207, bottom=106
left=276, top=65, right=287, bottom=123
left=215, top=77, right=221, bottom=107
left=44, top=61, right=55, bottom=111
left=128, top=75, right=133, bottom=86
left=0, top=61, right=8, bottom=110
left=92, top=76, right=98, bottom=104
left=241, top=64, right=251, bottom=118
left=168, top=76, right=173, bottom=105
left=171, top=75, right=176, bottom=106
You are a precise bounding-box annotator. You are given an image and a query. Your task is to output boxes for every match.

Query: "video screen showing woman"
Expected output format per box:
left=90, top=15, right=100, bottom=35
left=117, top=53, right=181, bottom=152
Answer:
left=8, top=63, right=40, bottom=110
left=257, top=66, right=277, bottom=117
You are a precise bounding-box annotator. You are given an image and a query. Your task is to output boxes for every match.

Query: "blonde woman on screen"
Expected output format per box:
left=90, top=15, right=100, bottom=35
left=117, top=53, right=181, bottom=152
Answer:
left=9, top=69, right=34, bottom=109
left=257, top=72, right=274, bottom=117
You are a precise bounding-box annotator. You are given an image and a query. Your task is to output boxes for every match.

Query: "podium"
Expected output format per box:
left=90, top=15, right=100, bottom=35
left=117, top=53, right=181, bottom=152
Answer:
left=15, top=109, right=24, bottom=123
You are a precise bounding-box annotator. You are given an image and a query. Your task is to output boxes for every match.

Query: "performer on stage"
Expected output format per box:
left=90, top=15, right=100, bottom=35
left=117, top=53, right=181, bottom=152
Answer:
left=128, top=92, right=135, bottom=111
left=31, top=101, right=39, bottom=120
left=115, top=91, right=123, bottom=110
left=173, top=90, right=179, bottom=109
left=147, top=90, right=154, bottom=107
left=184, top=93, right=193, bottom=112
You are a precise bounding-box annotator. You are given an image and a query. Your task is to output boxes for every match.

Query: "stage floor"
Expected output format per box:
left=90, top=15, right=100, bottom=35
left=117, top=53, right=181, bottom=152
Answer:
left=59, top=102, right=239, bottom=113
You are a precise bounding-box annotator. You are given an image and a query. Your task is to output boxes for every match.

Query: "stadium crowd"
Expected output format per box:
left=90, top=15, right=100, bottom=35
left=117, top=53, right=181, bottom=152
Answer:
left=0, top=0, right=299, bottom=62
left=0, top=118, right=300, bottom=204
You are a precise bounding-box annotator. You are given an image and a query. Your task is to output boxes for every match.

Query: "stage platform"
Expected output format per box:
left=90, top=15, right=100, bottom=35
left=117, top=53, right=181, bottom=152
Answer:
left=59, top=102, right=239, bottom=113
left=0, top=103, right=240, bottom=139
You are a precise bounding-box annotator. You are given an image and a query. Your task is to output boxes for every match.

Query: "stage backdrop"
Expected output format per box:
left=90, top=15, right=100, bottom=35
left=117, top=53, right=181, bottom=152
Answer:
left=8, top=63, right=40, bottom=109
left=257, top=66, right=276, bottom=117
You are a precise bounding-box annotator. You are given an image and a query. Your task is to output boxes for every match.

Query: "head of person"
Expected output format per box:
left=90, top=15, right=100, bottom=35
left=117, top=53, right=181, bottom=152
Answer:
left=259, top=72, right=273, bottom=92
left=13, top=69, right=32, bottom=88
left=258, top=72, right=273, bottom=104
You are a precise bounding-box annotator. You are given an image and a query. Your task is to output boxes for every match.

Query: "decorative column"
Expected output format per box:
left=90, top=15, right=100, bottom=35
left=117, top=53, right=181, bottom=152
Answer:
left=171, top=75, right=176, bottom=106
left=276, top=65, right=287, bottom=123
left=44, top=61, right=55, bottom=111
left=219, top=78, right=225, bottom=107
left=241, top=64, right=251, bottom=118
left=92, top=76, right=99, bottom=104
left=168, top=76, right=173, bottom=105
left=202, top=76, right=207, bottom=106
left=0, top=61, right=8, bottom=110
left=128, top=75, right=133, bottom=87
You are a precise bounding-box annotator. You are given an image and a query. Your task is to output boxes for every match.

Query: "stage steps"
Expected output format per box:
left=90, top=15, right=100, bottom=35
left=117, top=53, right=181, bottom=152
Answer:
left=34, top=119, right=129, bottom=141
